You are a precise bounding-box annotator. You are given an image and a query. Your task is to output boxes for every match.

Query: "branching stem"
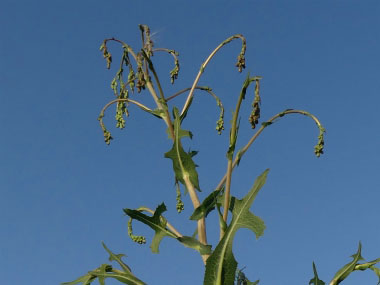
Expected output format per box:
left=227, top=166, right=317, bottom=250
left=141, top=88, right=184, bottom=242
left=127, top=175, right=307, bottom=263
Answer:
left=141, top=56, right=208, bottom=263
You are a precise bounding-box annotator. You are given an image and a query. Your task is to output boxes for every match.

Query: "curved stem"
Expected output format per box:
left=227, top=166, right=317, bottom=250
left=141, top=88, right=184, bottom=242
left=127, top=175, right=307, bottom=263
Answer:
left=215, top=109, right=325, bottom=192
left=166, top=86, right=213, bottom=101
left=103, top=38, right=138, bottom=61
left=99, top=98, right=153, bottom=119
left=180, top=34, right=246, bottom=117
left=153, top=48, right=179, bottom=60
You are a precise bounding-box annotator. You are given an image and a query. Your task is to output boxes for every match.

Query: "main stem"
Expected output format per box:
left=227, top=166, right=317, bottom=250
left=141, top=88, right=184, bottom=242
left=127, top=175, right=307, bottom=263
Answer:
left=145, top=72, right=209, bottom=263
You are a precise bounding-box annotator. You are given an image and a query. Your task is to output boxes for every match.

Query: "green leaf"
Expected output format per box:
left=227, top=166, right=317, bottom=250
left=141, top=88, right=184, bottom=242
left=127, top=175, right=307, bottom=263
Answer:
left=61, top=273, right=97, bottom=285
left=98, top=264, right=110, bottom=285
left=190, top=188, right=223, bottom=220
left=102, top=242, right=132, bottom=273
left=227, top=118, right=240, bottom=160
left=370, top=266, right=380, bottom=285
left=354, top=258, right=380, bottom=284
left=204, top=169, right=268, bottom=285
left=235, top=150, right=243, bottom=166
left=123, top=203, right=177, bottom=253
left=355, top=257, right=380, bottom=271
left=165, top=107, right=200, bottom=191
left=148, top=108, right=166, bottom=119
left=89, top=269, right=146, bottom=285
left=309, top=262, right=325, bottom=285
left=330, top=242, right=364, bottom=285
left=236, top=268, right=259, bottom=285
left=177, top=236, right=212, bottom=255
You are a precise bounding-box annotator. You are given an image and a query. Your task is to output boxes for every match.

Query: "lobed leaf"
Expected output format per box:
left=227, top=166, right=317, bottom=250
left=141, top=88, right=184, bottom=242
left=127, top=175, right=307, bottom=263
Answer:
left=329, top=242, right=363, bottom=285
left=236, top=268, right=260, bottom=285
left=309, top=262, right=325, bottom=285
left=89, top=270, right=145, bottom=285
left=123, top=203, right=177, bottom=253
left=102, top=242, right=132, bottom=273
left=164, top=107, right=200, bottom=191
left=204, top=169, right=268, bottom=285
left=190, top=188, right=223, bottom=221
left=370, top=266, right=380, bottom=284
left=62, top=246, right=146, bottom=285
left=177, top=236, right=212, bottom=255
left=62, top=273, right=97, bottom=285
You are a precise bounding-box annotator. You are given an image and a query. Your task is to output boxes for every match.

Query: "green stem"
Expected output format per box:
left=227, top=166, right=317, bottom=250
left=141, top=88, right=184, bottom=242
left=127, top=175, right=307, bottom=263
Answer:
left=222, top=75, right=256, bottom=236
left=103, top=38, right=138, bottom=61
left=98, top=98, right=153, bottom=133
left=215, top=109, right=325, bottom=192
left=141, top=50, right=166, bottom=101
left=180, top=34, right=246, bottom=117
left=166, top=86, right=213, bottom=101
left=142, top=59, right=209, bottom=263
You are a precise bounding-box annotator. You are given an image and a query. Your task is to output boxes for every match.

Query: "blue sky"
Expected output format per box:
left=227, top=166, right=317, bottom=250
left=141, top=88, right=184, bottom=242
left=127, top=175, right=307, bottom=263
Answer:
left=1, top=1, right=380, bottom=284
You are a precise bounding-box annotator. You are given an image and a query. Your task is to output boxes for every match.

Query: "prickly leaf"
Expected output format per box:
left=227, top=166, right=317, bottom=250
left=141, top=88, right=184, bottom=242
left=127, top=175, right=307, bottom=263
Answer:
left=177, top=236, right=212, bottom=255
left=370, top=266, right=380, bottom=285
left=89, top=269, right=146, bottom=285
left=204, top=169, right=268, bottom=285
left=61, top=273, right=97, bottom=285
left=165, top=107, right=200, bottom=191
left=102, top=242, right=131, bottom=273
left=123, top=203, right=177, bottom=253
left=309, top=262, right=325, bottom=285
left=190, top=188, right=223, bottom=220
left=330, top=242, right=364, bottom=285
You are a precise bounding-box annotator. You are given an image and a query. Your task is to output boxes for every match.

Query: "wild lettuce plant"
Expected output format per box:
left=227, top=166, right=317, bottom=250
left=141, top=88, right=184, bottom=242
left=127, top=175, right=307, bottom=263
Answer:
left=64, top=25, right=380, bottom=285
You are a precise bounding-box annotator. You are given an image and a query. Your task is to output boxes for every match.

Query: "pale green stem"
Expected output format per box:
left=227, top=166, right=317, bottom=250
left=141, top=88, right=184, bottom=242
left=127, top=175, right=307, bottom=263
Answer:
left=166, top=86, right=214, bottom=101
left=180, top=34, right=245, bottom=117
left=142, top=61, right=209, bottom=264
left=141, top=50, right=165, bottom=101
left=215, top=109, right=324, bottom=192
left=221, top=76, right=254, bottom=236
left=100, top=98, right=153, bottom=116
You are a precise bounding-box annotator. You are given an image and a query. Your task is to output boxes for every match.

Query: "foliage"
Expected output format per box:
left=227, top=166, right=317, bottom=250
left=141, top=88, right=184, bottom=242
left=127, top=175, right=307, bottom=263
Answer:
left=64, top=25, right=379, bottom=285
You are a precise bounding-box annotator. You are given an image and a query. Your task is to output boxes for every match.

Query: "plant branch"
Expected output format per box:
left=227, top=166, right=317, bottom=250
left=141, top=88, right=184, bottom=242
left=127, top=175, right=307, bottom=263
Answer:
left=180, top=34, right=246, bottom=117
left=222, top=75, right=257, bottom=236
left=98, top=98, right=154, bottom=134
left=152, top=48, right=180, bottom=84
left=141, top=50, right=165, bottom=101
left=215, top=109, right=326, bottom=192
left=166, top=86, right=213, bottom=101
left=142, top=62, right=208, bottom=263
left=102, top=38, right=138, bottom=61
left=183, top=175, right=209, bottom=263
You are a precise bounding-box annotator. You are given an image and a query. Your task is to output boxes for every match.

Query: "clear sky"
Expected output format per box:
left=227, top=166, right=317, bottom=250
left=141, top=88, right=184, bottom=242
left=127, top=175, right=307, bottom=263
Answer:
left=1, top=1, right=380, bottom=284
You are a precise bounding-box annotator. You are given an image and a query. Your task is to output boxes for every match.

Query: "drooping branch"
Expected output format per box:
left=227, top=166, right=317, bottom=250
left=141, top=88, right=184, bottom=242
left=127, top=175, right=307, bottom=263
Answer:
left=180, top=34, right=246, bottom=117
left=215, top=109, right=326, bottom=192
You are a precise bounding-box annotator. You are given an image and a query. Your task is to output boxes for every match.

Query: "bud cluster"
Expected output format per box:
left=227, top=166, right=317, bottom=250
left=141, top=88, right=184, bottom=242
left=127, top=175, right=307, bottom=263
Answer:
left=128, top=218, right=147, bottom=244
